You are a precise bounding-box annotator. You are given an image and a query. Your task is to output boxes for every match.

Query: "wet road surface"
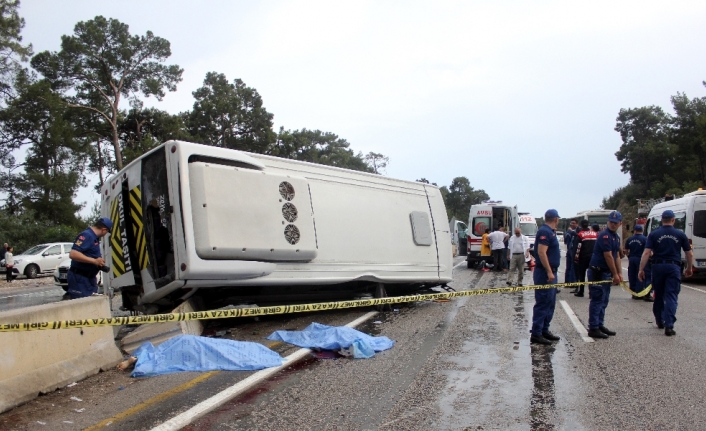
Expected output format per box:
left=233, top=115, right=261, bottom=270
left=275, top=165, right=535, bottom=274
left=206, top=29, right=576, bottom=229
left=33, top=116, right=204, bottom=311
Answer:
left=0, top=277, right=65, bottom=312
left=4, top=255, right=706, bottom=430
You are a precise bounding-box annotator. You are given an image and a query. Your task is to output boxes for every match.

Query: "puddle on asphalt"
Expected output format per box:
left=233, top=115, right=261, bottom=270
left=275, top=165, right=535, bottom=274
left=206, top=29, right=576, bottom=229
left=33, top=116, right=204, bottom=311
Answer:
left=434, top=280, right=584, bottom=430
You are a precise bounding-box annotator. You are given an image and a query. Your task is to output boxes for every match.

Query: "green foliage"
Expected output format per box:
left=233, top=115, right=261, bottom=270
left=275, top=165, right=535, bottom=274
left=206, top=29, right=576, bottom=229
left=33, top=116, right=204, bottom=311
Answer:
left=607, top=83, right=706, bottom=212
left=0, top=210, right=79, bottom=253
left=271, top=128, right=373, bottom=172
left=187, top=72, right=275, bottom=153
left=0, top=0, right=31, bottom=99
left=442, top=176, right=490, bottom=221
left=363, top=152, right=389, bottom=174
left=30, top=16, right=183, bottom=170
left=120, top=106, right=191, bottom=165
left=0, top=72, right=86, bottom=225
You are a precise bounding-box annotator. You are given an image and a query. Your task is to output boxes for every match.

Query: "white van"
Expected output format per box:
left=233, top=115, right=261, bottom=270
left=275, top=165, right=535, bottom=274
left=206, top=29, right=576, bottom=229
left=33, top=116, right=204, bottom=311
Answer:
left=574, top=209, right=623, bottom=242
left=645, top=190, right=705, bottom=275
left=466, top=201, right=518, bottom=268
left=518, top=213, right=538, bottom=249
left=101, top=141, right=453, bottom=310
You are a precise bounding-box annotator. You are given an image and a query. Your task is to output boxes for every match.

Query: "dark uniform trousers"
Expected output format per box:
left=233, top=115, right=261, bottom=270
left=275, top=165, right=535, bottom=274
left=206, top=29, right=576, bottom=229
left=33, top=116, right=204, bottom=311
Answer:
left=652, top=263, right=681, bottom=328
left=67, top=270, right=98, bottom=299
left=531, top=267, right=557, bottom=336
left=587, top=268, right=612, bottom=330
left=574, top=259, right=590, bottom=294
left=565, top=254, right=577, bottom=283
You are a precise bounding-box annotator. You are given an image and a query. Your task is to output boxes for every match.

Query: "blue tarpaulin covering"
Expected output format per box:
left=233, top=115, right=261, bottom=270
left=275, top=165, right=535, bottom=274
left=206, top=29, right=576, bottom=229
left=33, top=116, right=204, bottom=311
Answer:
left=266, top=322, right=395, bottom=358
left=131, top=335, right=284, bottom=377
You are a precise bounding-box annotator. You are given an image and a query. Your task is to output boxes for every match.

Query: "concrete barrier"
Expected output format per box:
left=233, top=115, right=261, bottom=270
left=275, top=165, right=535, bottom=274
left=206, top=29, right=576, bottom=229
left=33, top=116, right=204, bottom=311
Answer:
left=0, top=295, right=123, bottom=413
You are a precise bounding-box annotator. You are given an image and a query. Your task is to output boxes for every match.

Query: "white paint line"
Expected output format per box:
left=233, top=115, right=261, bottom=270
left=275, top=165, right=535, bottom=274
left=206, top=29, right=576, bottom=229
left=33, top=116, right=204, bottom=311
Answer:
left=683, top=284, right=706, bottom=294
left=453, top=260, right=466, bottom=270
left=149, top=310, right=379, bottom=431
left=559, top=300, right=594, bottom=343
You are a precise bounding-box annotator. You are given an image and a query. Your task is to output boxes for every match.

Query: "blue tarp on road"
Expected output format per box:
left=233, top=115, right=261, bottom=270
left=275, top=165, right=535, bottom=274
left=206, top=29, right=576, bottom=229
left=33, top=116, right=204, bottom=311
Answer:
left=266, top=322, right=395, bottom=358
left=131, top=335, right=284, bottom=377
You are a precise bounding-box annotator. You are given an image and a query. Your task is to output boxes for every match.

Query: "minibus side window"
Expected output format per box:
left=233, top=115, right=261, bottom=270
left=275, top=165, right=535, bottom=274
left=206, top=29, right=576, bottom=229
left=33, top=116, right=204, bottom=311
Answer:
left=650, top=216, right=662, bottom=233
left=674, top=212, right=687, bottom=232
left=694, top=210, right=706, bottom=238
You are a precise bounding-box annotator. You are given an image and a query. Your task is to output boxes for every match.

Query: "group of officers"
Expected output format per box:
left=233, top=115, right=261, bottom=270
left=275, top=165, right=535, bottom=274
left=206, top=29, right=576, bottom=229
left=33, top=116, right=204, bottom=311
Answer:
left=530, top=208, right=693, bottom=345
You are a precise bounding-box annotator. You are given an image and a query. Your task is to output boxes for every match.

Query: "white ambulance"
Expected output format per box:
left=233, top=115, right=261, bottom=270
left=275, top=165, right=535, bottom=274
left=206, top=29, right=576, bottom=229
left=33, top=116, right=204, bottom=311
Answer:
left=465, top=201, right=518, bottom=268
left=645, top=190, right=706, bottom=275
left=518, top=213, right=538, bottom=249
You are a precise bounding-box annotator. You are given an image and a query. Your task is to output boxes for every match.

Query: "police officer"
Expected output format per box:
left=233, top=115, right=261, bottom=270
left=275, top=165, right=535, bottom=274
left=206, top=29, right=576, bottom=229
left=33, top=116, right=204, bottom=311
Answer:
left=624, top=225, right=653, bottom=302
left=530, top=209, right=562, bottom=345
left=639, top=210, right=693, bottom=336
left=571, top=219, right=597, bottom=297
left=67, top=217, right=113, bottom=299
left=564, top=219, right=578, bottom=284
left=586, top=210, right=623, bottom=339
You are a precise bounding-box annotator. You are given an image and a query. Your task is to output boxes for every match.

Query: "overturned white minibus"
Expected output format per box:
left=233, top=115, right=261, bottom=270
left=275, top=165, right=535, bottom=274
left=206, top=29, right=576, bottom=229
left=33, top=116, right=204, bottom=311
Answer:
left=101, top=141, right=453, bottom=310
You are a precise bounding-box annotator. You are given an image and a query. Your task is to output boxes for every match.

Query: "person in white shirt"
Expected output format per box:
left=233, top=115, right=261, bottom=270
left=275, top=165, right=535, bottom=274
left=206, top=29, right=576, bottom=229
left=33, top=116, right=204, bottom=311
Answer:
left=507, top=228, right=530, bottom=285
left=487, top=227, right=509, bottom=272
left=5, top=246, right=14, bottom=283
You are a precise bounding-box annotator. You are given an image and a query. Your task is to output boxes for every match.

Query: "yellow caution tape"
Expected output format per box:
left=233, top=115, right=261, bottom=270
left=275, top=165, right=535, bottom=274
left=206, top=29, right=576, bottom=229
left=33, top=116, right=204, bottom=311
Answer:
left=620, top=283, right=652, bottom=298
left=0, top=280, right=621, bottom=332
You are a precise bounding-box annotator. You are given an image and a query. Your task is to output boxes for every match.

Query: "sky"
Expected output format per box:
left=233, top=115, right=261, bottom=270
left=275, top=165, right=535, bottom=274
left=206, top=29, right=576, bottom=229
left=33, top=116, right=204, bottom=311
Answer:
left=18, top=0, right=706, bottom=219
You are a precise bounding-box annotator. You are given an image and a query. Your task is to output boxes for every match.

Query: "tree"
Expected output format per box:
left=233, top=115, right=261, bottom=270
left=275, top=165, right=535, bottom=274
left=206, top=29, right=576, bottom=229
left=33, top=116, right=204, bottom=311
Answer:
left=271, top=128, right=372, bottom=172
left=187, top=72, right=276, bottom=153
left=443, top=176, right=489, bottom=221
left=614, top=106, right=674, bottom=192
left=0, top=0, right=31, bottom=99
left=30, top=16, right=183, bottom=171
left=0, top=73, right=86, bottom=225
left=364, top=152, right=389, bottom=174
left=671, top=88, right=706, bottom=187
left=119, top=105, right=191, bottom=165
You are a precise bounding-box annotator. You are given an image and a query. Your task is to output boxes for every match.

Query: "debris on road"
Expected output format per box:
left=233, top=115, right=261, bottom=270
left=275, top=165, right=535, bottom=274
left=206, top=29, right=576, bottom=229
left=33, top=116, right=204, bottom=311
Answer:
left=69, top=396, right=82, bottom=402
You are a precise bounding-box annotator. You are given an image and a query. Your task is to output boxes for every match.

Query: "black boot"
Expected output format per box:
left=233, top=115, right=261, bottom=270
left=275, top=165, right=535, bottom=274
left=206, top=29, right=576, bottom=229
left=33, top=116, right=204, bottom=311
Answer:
left=588, top=328, right=608, bottom=339
left=599, top=326, right=616, bottom=336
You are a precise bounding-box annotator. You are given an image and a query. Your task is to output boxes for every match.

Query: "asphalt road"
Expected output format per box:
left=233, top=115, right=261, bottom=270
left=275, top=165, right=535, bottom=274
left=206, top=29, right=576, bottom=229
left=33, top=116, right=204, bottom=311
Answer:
left=3, top=252, right=706, bottom=430
left=0, top=276, right=66, bottom=312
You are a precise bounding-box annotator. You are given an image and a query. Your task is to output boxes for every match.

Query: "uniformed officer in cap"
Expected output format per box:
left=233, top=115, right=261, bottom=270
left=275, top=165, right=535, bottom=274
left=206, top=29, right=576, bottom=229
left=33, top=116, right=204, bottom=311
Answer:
left=639, top=210, right=693, bottom=336
left=624, top=224, right=653, bottom=301
left=586, top=210, right=623, bottom=339
left=67, top=217, right=113, bottom=299
left=530, top=209, right=562, bottom=345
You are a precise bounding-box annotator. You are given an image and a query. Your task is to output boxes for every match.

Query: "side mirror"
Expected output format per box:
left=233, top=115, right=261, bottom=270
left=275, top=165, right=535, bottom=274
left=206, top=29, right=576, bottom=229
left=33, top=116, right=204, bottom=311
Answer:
left=42, top=252, right=48, bottom=257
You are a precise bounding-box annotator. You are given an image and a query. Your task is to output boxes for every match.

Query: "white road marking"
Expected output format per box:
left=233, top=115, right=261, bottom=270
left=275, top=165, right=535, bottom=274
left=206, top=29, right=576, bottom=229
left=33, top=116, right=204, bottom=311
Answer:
left=682, top=284, right=706, bottom=294
left=559, top=300, right=594, bottom=343
left=453, top=260, right=466, bottom=270
left=149, top=311, right=380, bottom=431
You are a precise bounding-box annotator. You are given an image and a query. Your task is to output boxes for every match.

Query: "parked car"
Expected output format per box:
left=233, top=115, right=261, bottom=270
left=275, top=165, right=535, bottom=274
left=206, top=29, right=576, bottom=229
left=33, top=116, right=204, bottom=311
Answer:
left=54, top=258, right=104, bottom=292
left=1, top=242, right=74, bottom=279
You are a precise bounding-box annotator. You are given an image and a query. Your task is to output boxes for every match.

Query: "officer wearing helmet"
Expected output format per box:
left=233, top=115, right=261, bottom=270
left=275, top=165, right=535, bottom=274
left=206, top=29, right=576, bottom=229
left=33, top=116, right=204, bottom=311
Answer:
left=67, top=217, right=113, bottom=299
left=639, top=210, right=693, bottom=336
left=586, top=210, right=623, bottom=339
